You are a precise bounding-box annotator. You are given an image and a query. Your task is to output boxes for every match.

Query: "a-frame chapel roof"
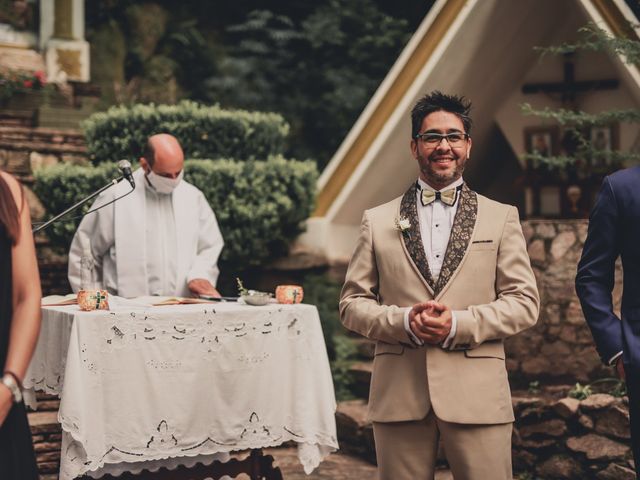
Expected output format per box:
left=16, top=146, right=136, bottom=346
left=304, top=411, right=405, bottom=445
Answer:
left=294, top=0, right=640, bottom=266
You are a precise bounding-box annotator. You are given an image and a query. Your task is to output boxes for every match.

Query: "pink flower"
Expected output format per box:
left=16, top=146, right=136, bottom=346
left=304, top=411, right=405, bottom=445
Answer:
left=23, top=79, right=33, bottom=88
left=34, top=70, right=46, bottom=85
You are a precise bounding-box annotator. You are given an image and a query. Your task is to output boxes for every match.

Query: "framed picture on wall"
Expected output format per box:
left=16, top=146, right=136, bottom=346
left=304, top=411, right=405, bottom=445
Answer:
left=524, top=126, right=559, bottom=161
left=590, top=124, right=619, bottom=167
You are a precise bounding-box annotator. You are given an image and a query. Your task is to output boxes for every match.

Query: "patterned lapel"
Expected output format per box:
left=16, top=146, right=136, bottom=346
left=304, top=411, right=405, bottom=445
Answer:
left=433, top=184, right=478, bottom=296
left=399, top=183, right=436, bottom=291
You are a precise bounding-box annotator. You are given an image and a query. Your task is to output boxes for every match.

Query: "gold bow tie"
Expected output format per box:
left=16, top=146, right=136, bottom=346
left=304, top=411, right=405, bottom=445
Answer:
left=420, top=186, right=460, bottom=207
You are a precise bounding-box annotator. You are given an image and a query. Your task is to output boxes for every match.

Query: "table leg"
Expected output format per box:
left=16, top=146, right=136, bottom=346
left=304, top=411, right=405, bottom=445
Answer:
left=250, top=449, right=262, bottom=479
left=251, top=449, right=283, bottom=480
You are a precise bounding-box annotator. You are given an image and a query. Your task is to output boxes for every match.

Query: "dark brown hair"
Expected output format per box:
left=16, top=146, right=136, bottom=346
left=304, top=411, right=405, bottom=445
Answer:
left=0, top=173, right=20, bottom=243
left=411, top=91, right=473, bottom=138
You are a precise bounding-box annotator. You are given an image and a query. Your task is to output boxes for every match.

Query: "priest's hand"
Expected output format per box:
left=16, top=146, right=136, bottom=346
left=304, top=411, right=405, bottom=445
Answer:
left=409, top=301, right=452, bottom=345
left=187, top=278, right=221, bottom=298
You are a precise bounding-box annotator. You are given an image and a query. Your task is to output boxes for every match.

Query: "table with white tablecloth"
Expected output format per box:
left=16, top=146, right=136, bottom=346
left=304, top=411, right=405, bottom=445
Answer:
left=24, top=301, right=338, bottom=480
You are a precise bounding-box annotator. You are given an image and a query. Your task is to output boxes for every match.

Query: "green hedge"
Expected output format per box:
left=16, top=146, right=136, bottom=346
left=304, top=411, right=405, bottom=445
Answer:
left=33, top=157, right=317, bottom=271
left=33, top=162, right=120, bottom=249
left=82, top=101, right=290, bottom=164
left=300, top=272, right=343, bottom=361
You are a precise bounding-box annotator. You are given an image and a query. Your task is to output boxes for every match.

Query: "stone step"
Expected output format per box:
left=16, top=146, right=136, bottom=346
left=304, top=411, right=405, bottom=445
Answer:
left=336, top=399, right=376, bottom=464
left=266, top=445, right=453, bottom=480
left=35, top=392, right=61, bottom=412
left=0, top=109, right=36, bottom=127
left=265, top=445, right=378, bottom=479
left=348, top=361, right=372, bottom=399
left=27, top=409, right=62, bottom=475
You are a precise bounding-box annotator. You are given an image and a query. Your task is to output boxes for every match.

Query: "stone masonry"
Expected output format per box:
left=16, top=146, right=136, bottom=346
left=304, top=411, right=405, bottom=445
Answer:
left=506, top=219, right=619, bottom=385
left=1, top=125, right=87, bottom=294
left=0, top=125, right=88, bottom=220
left=512, top=390, right=634, bottom=479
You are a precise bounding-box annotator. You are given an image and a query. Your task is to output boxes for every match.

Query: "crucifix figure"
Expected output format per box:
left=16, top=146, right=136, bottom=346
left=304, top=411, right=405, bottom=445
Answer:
left=522, top=52, right=618, bottom=110
left=521, top=52, right=620, bottom=221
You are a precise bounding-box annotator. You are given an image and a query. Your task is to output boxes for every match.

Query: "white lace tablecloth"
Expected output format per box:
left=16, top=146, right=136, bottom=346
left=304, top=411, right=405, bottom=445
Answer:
left=24, top=302, right=338, bottom=479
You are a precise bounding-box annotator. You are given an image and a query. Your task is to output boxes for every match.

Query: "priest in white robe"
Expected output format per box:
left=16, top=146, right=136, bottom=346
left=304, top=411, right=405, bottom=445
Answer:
left=68, top=134, right=224, bottom=298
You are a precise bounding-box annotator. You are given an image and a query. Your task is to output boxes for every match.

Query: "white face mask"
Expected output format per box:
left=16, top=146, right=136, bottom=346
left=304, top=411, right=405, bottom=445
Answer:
left=146, top=170, right=183, bottom=194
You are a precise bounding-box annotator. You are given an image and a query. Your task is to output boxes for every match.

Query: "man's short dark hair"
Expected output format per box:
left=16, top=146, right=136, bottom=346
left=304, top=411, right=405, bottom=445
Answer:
left=411, top=91, right=472, bottom=138
left=143, top=139, right=156, bottom=167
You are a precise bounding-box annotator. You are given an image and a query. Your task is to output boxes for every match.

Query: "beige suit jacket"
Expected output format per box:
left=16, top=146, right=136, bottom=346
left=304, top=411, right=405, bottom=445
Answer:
left=339, top=184, right=539, bottom=425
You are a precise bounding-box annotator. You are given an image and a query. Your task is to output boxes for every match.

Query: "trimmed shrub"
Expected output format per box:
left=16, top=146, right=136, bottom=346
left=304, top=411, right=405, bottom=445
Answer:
left=32, top=162, right=120, bottom=249
left=82, top=101, right=290, bottom=164
left=185, top=157, right=317, bottom=268
left=33, top=157, right=317, bottom=272
left=300, top=272, right=343, bottom=360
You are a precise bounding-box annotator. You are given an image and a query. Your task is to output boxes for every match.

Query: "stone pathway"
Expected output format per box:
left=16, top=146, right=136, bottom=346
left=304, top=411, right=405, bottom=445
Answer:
left=262, top=447, right=377, bottom=479
left=259, top=447, right=453, bottom=480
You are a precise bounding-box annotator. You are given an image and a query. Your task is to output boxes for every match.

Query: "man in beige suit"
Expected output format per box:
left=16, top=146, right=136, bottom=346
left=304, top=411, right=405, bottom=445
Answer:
left=340, top=91, right=539, bottom=480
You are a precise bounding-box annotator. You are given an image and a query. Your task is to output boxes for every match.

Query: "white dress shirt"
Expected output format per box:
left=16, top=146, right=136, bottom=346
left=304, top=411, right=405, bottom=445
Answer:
left=404, top=177, right=464, bottom=347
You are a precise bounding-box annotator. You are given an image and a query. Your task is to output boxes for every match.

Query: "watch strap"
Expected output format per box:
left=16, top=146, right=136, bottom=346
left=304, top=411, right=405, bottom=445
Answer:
left=1, top=373, right=23, bottom=404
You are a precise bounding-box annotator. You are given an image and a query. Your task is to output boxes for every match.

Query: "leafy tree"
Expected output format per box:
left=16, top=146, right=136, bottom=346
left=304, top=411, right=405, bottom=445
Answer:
left=522, top=23, right=640, bottom=173
left=202, top=0, right=415, bottom=167
left=85, top=1, right=429, bottom=167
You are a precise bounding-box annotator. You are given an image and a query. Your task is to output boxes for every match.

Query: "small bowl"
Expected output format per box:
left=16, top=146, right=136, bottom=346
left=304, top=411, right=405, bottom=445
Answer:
left=241, top=291, right=272, bottom=306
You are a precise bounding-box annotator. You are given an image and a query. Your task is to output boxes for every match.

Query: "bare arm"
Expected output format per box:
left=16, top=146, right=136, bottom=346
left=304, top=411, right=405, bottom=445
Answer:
left=4, top=173, right=42, bottom=381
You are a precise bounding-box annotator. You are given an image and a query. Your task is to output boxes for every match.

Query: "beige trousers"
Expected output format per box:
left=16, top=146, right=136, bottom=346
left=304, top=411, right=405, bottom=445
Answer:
left=373, top=411, right=513, bottom=480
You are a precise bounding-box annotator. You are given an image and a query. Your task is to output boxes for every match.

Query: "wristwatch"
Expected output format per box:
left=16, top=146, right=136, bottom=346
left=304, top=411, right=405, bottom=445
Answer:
left=1, top=372, right=22, bottom=404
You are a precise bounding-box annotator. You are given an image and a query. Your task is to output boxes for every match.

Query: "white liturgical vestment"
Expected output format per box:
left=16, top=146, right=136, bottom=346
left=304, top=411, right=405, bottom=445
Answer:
left=144, top=186, right=178, bottom=295
left=68, top=168, right=224, bottom=297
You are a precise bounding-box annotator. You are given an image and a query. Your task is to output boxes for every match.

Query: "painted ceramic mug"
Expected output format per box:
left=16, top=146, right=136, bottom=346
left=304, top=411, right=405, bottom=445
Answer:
left=77, top=290, right=109, bottom=311
left=275, top=285, right=304, bottom=304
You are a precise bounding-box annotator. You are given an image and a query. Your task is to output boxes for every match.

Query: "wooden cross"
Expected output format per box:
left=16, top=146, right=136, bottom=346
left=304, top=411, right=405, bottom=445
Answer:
left=522, top=52, right=619, bottom=110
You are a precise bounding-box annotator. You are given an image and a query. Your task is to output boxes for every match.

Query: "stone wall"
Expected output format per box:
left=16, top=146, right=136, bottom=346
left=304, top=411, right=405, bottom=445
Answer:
left=28, top=393, right=62, bottom=480
left=1, top=125, right=87, bottom=295
left=0, top=126, right=87, bottom=176
left=513, top=389, right=634, bottom=479
left=337, top=388, right=635, bottom=479
left=505, top=220, right=619, bottom=385
left=0, top=125, right=87, bottom=216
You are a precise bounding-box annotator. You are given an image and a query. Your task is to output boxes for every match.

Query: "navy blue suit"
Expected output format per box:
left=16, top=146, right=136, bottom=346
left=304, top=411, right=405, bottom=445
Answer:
left=576, top=166, right=640, bottom=475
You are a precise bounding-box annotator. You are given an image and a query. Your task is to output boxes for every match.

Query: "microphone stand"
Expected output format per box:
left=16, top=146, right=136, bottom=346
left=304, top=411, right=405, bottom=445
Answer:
left=33, top=176, right=129, bottom=234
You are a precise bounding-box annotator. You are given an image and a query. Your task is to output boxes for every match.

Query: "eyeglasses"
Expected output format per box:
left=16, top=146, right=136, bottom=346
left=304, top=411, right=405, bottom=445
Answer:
left=415, top=132, right=469, bottom=146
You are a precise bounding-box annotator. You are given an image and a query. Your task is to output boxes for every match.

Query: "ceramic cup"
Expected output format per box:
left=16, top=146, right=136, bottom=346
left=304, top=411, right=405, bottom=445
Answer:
left=275, top=285, right=304, bottom=304
left=77, top=289, right=110, bottom=311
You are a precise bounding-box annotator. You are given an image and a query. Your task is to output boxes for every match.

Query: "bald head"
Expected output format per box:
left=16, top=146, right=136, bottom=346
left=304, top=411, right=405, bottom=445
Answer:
left=141, top=133, right=184, bottom=178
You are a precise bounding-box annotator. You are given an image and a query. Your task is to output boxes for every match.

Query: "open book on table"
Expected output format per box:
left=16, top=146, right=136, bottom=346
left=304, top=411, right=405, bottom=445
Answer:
left=42, top=294, right=78, bottom=306
left=134, top=296, right=217, bottom=306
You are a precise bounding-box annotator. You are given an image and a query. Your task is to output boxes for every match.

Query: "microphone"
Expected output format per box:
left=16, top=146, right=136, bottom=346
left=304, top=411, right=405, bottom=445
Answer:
left=118, top=160, right=135, bottom=189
